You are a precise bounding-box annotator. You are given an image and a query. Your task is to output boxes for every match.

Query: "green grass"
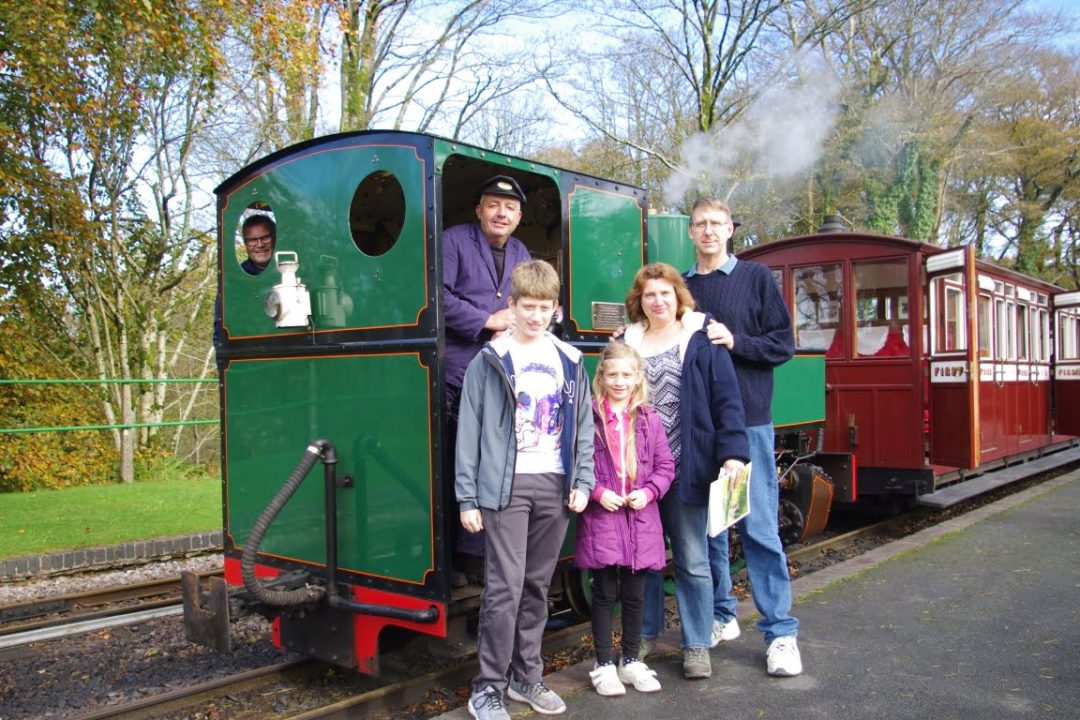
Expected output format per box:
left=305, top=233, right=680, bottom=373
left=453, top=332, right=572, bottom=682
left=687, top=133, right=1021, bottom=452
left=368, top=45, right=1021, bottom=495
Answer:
left=0, top=459, right=221, bottom=559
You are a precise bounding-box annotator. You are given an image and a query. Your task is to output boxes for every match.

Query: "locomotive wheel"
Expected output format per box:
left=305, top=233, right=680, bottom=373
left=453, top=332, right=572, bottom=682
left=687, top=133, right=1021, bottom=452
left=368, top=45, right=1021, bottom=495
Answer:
left=563, top=568, right=593, bottom=618
left=778, top=498, right=806, bottom=546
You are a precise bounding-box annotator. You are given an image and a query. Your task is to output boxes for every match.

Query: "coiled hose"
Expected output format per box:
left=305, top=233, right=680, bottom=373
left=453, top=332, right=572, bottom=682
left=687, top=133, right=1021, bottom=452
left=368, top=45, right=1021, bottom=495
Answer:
left=240, top=441, right=330, bottom=606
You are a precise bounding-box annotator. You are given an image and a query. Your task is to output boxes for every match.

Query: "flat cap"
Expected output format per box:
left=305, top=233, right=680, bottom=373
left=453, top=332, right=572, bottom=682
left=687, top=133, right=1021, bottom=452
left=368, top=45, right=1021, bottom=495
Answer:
left=475, top=175, right=526, bottom=206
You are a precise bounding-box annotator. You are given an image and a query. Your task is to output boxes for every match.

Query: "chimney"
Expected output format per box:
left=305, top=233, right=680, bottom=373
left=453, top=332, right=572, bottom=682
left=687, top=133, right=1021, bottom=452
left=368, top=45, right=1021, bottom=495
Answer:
left=818, top=215, right=846, bottom=233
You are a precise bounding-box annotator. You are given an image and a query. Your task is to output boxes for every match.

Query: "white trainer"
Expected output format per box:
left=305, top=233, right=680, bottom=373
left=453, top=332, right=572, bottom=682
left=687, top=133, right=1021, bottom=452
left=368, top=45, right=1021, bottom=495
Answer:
left=617, top=659, right=661, bottom=693
left=710, top=617, right=741, bottom=647
left=589, top=662, right=626, bottom=696
left=766, top=636, right=803, bottom=676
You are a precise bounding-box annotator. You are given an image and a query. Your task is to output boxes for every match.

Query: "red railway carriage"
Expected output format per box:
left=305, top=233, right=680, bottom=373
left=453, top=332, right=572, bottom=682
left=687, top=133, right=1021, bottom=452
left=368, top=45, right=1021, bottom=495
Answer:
left=740, top=226, right=1079, bottom=501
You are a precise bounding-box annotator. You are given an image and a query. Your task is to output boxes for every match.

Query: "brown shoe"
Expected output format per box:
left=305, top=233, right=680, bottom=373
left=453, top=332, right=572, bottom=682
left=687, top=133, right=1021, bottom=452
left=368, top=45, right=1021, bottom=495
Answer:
left=683, top=647, right=711, bottom=679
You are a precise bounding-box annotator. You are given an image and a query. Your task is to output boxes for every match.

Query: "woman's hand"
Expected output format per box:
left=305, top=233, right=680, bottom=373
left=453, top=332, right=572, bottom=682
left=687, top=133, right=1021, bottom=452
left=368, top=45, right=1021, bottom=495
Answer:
left=721, top=458, right=746, bottom=484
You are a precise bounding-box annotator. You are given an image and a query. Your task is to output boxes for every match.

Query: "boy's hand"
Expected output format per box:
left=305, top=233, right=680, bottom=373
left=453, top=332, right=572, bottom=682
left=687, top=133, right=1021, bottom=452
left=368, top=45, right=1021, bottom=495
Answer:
left=460, top=509, right=484, bottom=533
left=625, top=489, right=648, bottom=510
left=599, top=489, right=625, bottom=512
left=567, top=488, right=588, bottom=513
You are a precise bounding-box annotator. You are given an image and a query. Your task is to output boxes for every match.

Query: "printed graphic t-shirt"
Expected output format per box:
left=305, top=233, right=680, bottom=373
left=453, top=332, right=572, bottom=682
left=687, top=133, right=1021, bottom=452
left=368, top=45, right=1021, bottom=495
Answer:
left=508, top=337, right=565, bottom=475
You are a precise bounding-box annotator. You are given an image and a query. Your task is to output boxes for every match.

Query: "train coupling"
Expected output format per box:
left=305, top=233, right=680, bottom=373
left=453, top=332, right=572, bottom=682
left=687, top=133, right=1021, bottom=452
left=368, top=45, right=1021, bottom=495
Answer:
left=181, top=569, right=319, bottom=653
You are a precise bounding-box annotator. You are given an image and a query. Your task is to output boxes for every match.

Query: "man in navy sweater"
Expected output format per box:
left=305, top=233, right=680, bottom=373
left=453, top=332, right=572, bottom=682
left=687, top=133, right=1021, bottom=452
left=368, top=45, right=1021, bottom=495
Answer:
left=683, top=198, right=803, bottom=677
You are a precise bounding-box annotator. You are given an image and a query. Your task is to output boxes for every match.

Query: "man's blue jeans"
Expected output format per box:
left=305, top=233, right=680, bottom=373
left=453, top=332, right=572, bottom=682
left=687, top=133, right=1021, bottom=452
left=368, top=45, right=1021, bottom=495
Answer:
left=640, top=488, right=712, bottom=648
left=710, top=423, right=798, bottom=644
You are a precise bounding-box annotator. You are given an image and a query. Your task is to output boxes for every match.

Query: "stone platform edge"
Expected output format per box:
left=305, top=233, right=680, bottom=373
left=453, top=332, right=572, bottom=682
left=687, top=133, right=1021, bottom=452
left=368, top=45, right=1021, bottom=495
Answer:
left=1, top=531, right=223, bottom=582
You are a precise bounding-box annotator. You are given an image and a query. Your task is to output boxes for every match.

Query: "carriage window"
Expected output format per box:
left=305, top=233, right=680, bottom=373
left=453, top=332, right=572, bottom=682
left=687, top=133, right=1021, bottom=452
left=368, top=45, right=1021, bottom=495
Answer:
left=932, top=274, right=966, bottom=353
left=350, top=171, right=405, bottom=257
left=1039, top=309, right=1050, bottom=361
left=794, top=263, right=843, bottom=357
left=1016, top=303, right=1028, bottom=360
left=1030, top=307, right=1042, bottom=361
left=978, top=295, right=992, bottom=358
left=996, top=299, right=1016, bottom=359
left=1061, top=311, right=1080, bottom=360
left=854, top=259, right=908, bottom=357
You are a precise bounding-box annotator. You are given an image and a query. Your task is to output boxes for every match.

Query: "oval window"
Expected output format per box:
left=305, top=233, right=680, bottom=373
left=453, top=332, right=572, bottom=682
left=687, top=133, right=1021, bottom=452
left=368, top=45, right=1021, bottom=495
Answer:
left=235, top=203, right=277, bottom=276
left=350, top=171, right=405, bottom=257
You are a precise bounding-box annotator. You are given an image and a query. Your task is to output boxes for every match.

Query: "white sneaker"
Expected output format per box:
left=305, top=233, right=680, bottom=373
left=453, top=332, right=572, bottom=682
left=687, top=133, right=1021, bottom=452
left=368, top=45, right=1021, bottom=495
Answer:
left=766, top=636, right=803, bottom=676
left=710, top=617, right=741, bottom=647
left=617, top=659, right=661, bottom=693
left=589, top=662, right=626, bottom=696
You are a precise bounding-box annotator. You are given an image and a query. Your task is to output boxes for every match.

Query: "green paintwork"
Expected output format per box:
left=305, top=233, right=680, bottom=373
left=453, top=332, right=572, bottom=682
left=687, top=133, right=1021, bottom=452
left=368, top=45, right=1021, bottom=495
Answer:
left=433, top=139, right=561, bottom=183
left=773, top=353, right=826, bottom=428
left=223, top=354, right=433, bottom=583
left=220, top=143, right=428, bottom=339
left=647, top=213, right=694, bottom=270
left=567, top=187, right=644, bottom=331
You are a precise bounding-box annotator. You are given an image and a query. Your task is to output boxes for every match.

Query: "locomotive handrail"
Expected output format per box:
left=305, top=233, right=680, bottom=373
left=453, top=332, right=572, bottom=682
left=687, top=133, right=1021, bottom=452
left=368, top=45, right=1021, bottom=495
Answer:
left=1, top=419, right=219, bottom=435
left=0, top=377, right=217, bottom=435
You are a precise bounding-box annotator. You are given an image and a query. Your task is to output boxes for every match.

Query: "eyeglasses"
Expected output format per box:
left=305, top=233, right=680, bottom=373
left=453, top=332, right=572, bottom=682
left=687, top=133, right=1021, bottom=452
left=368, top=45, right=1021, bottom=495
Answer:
left=691, top=219, right=730, bottom=231
left=243, top=233, right=274, bottom=246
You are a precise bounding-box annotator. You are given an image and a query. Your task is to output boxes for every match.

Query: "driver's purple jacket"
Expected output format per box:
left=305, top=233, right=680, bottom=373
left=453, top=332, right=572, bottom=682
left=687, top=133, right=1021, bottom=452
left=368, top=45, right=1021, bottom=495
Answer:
left=442, top=221, right=531, bottom=388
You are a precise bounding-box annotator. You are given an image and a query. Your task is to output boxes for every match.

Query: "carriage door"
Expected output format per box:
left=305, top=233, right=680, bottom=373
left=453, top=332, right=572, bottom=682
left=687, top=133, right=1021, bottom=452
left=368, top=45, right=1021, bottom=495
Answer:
left=1053, top=292, right=1080, bottom=436
left=925, top=247, right=979, bottom=468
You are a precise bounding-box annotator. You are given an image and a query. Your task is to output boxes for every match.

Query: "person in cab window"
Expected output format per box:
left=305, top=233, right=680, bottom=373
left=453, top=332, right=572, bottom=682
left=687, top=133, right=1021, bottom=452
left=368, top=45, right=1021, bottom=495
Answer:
left=240, top=215, right=276, bottom=275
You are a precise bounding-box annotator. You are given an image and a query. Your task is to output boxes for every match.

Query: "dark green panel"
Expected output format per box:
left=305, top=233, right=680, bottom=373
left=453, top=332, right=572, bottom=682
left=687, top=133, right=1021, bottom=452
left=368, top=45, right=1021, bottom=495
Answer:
left=567, top=188, right=644, bottom=331
left=223, top=354, right=433, bottom=583
left=647, top=214, right=694, bottom=271
left=773, top=354, right=826, bottom=428
left=433, top=139, right=560, bottom=182
left=220, top=143, right=429, bottom=338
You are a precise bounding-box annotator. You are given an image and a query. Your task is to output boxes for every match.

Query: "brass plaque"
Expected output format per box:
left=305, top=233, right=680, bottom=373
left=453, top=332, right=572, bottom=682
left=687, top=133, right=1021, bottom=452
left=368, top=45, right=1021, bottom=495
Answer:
left=591, top=302, right=627, bottom=331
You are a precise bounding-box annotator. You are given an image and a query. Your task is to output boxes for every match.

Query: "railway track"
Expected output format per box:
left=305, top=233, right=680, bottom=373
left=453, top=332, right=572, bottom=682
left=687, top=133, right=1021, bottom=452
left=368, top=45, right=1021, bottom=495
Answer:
left=8, top=460, right=1075, bottom=720
left=0, top=571, right=223, bottom=649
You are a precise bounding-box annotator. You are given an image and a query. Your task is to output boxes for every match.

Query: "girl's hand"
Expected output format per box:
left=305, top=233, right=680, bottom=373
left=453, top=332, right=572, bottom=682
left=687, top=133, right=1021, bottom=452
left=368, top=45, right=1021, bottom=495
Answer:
left=599, top=489, right=625, bottom=512
left=567, top=488, right=589, bottom=513
left=625, top=489, right=648, bottom=510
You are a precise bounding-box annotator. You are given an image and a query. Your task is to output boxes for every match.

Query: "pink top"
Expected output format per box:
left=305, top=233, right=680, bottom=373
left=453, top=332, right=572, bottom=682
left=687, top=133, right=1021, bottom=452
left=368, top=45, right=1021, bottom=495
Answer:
left=602, top=399, right=631, bottom=496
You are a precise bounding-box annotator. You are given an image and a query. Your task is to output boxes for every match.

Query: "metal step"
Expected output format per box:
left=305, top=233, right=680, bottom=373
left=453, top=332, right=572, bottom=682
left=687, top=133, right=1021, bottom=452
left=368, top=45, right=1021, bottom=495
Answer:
left=916, top=444, right=1080, bottom=508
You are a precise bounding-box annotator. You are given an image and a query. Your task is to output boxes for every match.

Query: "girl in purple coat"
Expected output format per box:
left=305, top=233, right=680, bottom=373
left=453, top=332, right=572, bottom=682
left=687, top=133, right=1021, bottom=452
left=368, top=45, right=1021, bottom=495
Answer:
left=575, top=342, right=675, bottom=696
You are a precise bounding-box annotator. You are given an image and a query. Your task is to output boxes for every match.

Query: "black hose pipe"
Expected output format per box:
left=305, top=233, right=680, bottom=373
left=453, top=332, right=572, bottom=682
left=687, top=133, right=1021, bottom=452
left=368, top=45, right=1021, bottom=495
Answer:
left=322, top=441, right=439, bottom=624
left=240, top=440, right=332, bottom=607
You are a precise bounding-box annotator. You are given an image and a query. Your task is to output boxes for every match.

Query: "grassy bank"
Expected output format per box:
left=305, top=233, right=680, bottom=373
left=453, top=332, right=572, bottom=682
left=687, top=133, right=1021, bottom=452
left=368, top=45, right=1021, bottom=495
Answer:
left=0, top=461, right=220, bottom=559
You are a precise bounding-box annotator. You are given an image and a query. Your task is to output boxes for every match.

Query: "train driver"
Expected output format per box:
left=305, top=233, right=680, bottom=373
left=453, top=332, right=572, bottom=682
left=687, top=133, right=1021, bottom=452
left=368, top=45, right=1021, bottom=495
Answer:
left=442, top=175, right=532, bottom=577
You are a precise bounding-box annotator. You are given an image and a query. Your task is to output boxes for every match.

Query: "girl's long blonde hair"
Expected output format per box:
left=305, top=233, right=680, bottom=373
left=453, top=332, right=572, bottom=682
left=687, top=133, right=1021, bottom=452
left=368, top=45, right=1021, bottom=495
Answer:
left=592, top=342, right=650, bottom=482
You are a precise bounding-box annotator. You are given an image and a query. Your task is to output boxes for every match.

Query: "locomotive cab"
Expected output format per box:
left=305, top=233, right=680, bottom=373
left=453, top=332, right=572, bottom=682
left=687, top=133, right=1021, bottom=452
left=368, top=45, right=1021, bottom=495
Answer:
left=187, top=130, right=647, bottom=673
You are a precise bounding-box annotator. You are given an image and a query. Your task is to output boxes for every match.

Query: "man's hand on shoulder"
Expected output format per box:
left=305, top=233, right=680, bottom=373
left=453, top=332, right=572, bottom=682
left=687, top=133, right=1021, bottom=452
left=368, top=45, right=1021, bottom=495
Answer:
left=707, top=319, right=735, bottom=350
